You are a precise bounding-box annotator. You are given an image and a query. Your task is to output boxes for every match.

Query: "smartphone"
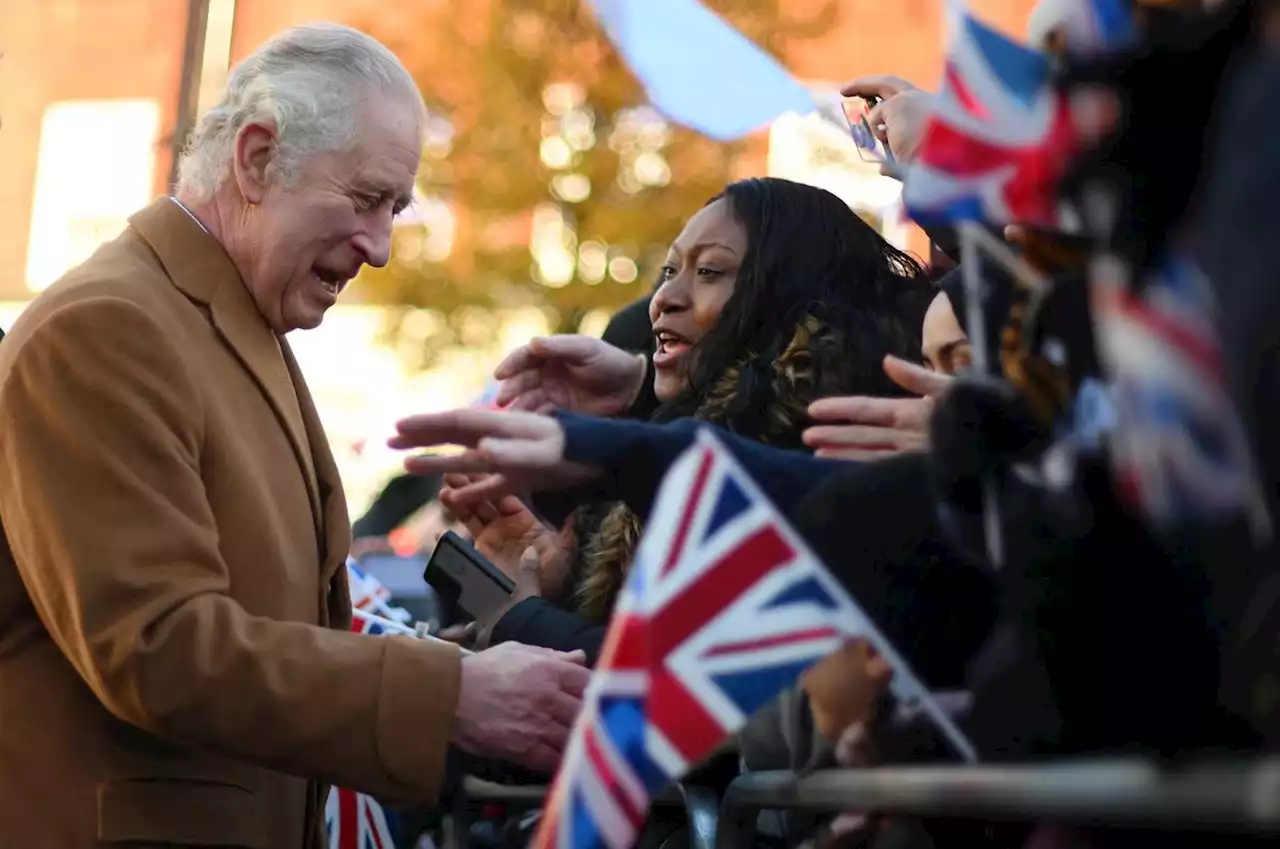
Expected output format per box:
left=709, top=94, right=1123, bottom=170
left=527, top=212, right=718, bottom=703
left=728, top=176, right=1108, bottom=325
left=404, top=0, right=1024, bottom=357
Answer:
left=424, top=531, right=515, bottom=621
left=811, top=91, right=895, bottom=165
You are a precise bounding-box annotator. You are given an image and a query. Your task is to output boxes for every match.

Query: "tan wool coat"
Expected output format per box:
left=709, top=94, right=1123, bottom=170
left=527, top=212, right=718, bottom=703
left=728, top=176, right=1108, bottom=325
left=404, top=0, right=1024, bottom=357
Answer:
left=0, top=199, right=460, bottom=849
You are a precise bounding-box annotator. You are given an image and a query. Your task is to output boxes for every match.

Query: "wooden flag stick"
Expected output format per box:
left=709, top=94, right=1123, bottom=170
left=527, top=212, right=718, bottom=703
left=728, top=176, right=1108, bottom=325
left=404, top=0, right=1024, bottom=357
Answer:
left=958, top=222, right=1005, bottom=570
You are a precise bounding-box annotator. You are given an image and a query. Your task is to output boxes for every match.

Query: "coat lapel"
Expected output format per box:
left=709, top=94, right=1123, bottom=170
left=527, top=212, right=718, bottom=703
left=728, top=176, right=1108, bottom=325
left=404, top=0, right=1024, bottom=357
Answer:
left=129, top=199, right=323, bottom=536
left=282, top=340, right=352, bottom=591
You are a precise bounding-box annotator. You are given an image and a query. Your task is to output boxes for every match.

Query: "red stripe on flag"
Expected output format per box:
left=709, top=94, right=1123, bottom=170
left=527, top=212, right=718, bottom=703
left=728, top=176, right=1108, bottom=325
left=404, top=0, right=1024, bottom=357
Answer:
left=945, top=61, right=988, bottom=120
left=583, top=724, right=645, bottom=829
left=649, top=667, right=727, bottom=765
left=702, top=626, right=841, bottom=658
left=1109, top=292, right=1224, bottom=381
left=662, top=448, right=714, bottom=578
left=337, top=789, right=358, bottom=849
left=594, top=613, right=648, bottom=672
left=363, top=796, right=387, bottom=849
left=649, top=525, right=794, bottom=657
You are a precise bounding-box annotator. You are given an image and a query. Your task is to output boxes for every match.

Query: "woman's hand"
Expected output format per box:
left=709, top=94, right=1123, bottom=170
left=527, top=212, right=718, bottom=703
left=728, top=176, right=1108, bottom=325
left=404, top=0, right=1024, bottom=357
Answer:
left=494, top=335, right=647, bottom=415
left=803, top=356, right=952, bottom=460
left=389, top=408, right=599, bottom=507
left=439, top=547, right=547, bottom=651
left=441, top=473, right=574, bottom=600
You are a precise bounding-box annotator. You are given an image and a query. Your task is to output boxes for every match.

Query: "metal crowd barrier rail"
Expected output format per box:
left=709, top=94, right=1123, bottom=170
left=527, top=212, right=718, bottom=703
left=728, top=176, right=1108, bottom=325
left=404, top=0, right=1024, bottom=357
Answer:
left=443, top=757, right=1280, bottom=849
left=447, top=777, right=720, bottom=849
left=717, top=758, right=1280, bottom=847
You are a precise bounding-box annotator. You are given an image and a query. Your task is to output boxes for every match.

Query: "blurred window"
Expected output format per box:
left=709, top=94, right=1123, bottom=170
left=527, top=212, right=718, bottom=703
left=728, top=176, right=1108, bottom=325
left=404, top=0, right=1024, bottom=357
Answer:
left=25, top=99, right=160, bottom=292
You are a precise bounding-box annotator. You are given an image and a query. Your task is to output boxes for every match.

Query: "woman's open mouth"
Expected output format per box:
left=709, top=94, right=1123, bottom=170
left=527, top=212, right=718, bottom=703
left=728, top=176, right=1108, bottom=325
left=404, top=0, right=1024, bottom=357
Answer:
left=652, top=328, right=693, bottom=370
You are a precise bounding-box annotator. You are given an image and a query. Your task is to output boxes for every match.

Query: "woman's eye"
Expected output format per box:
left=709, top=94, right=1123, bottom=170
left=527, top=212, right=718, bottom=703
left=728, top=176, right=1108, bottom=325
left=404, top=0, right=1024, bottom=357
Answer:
left=696, top=267, right=722, bottom=278
left=659, top=265, right=677, bottom=280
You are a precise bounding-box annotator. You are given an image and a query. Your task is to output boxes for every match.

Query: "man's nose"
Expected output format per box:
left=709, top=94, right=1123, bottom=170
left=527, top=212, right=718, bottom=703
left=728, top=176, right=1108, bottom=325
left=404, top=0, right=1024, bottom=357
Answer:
left=353, top=215, right=394, bottom=269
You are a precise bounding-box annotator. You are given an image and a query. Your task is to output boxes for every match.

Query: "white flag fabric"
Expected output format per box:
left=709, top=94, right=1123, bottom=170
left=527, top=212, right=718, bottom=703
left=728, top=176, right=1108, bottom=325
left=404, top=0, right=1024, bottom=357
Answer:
left=585, top=0, right=817, bottom=140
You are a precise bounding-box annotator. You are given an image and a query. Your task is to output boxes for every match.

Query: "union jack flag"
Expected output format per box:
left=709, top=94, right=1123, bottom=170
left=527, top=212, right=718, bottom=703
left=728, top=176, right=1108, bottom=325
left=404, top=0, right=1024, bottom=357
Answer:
left=347, top=560, right=397, bottom=614
left=1092, top=251, right=1270, bottom=539
left=325, top=785, right=398, bottom=849
left=532, top=429, right=976, bottom=849
left=326, top=566, right=412, bottom=849
left=905, top=2, right=1078, bottom=228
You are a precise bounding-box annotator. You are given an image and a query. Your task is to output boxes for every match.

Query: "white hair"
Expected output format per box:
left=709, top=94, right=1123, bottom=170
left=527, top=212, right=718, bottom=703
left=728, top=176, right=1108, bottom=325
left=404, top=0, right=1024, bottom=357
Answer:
left=177, top=23, right=423, bottom=201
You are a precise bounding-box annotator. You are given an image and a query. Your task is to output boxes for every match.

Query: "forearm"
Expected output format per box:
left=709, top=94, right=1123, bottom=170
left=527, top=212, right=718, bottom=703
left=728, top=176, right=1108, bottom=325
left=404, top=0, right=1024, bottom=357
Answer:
left=83, top=592, right=460, bottom=803
left=553, top=413, right=847, bottom=518
left=490, top=597, right=606, bottom=665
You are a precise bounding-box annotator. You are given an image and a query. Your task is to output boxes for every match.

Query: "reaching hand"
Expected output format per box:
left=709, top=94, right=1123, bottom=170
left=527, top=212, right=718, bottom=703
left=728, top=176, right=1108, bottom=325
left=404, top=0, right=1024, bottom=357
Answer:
left=801, top=640, right=893, bottom=741
left=440, top=546, right=550, bottom=651
left=389, top=408, right=598, bottom=507
left=452, top=639, right=590, bottom=774
left=441, top=475, right=573, bottom=599
left=803, top=356, right=953, bottom=460
left=494, top=335, right=647, bottom=416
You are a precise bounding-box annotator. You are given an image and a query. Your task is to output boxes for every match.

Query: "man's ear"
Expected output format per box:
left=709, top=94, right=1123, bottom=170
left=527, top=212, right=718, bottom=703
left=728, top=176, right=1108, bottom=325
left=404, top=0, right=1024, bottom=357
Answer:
left=232, top=121, right=278, bottom=205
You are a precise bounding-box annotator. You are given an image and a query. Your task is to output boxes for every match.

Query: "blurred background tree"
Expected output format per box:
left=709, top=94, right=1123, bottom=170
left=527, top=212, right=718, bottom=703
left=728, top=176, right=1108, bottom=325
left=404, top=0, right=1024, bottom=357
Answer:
left=354, top=0, right=838, bottom=367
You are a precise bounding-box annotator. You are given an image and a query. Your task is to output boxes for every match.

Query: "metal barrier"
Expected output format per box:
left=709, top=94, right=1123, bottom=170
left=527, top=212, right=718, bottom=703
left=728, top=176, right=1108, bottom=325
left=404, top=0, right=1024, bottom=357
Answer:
left=443, top=758, right=1280, bottom=848
left=447, top=777, right=721, bottom=849
left=716, top=759, right=1280, bottom=848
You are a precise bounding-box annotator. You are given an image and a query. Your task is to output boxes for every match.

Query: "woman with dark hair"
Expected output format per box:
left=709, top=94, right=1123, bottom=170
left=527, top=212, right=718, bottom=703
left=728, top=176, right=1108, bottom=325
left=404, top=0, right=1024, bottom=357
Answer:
left=442, top=176, right=933, bottom=656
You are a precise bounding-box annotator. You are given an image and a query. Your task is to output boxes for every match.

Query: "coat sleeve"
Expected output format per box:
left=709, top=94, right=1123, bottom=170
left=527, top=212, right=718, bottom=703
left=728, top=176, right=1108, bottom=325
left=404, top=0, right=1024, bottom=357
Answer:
left=0, top=297, right=459, bottom=804
left=551, top=413, right=846, bottom=519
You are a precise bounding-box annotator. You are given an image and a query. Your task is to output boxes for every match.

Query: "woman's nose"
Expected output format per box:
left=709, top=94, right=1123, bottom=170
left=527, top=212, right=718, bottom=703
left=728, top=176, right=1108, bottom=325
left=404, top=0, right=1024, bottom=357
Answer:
left=652, top=274, right=690, bottom=318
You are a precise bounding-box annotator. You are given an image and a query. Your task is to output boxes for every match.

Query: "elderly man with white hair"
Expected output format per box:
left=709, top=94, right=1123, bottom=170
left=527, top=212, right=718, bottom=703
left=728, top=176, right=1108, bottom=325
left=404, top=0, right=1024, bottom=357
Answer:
left=0, top=23, right=588, bottom=849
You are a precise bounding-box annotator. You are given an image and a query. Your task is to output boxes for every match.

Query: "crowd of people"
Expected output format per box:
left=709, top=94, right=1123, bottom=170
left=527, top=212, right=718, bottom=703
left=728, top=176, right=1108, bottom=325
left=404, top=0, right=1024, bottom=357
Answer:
left=0, top=0, right=1276, bottom=848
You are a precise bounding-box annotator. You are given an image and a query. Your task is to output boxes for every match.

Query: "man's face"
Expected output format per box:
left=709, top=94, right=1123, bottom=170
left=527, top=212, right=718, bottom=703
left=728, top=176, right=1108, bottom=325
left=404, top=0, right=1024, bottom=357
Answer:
left=243, top=96, right=421, bottom=333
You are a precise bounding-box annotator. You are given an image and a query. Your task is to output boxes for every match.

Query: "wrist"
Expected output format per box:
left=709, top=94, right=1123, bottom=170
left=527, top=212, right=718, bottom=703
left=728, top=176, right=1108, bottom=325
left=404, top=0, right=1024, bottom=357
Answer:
left=622, top=353, right=648, bottom=410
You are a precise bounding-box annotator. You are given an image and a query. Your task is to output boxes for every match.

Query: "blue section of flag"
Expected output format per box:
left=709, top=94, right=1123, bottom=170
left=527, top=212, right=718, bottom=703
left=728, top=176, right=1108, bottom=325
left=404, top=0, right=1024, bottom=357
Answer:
left=584, top=0, right=815, bottom=140
left=704, top=475, right=750, bottom=539
left=712, top=659, right=819, bottom=716
left=966, top=15, right=1046, bottom=107
left=764, top=575, right=842, bottom=613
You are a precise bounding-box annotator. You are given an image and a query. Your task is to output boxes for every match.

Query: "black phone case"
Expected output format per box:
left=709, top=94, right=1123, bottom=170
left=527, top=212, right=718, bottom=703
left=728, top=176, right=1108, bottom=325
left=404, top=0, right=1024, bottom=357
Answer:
left=423, top=531, right=516, bottom=621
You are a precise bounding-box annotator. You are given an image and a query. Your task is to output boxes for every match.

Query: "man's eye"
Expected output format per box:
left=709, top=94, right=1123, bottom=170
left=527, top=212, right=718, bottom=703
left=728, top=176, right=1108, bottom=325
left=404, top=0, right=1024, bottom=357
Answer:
left=354, top=194, right=380, bottom=211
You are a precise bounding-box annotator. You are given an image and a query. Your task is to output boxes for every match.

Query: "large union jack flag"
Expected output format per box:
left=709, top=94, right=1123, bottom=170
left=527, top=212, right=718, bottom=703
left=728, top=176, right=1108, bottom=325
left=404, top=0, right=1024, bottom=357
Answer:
left=1092, top=251, right=1271, bottom=539
left=905, top=2, right=1078, bottom=228
left=532, top=429, right=976, bottom=849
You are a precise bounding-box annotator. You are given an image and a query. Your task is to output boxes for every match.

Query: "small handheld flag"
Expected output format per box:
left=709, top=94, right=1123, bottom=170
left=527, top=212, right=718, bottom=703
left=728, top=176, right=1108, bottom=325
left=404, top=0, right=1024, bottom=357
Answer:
left=906, top=2, right=1078, bottom=228
left=533, top=429, right=975, bottom=849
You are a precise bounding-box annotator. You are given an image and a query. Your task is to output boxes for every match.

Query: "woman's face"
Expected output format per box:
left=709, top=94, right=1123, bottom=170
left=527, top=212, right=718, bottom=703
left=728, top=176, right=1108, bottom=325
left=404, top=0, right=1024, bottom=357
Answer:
left=922, top=291, right=972, bottom=375
left=649, top=198, right=748, bottom=402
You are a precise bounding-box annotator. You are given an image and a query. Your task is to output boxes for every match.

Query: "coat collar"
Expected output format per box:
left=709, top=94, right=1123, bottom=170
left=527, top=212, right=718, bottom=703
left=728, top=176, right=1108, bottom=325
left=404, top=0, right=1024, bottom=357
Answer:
left=128, top=198, right=335, bottom=551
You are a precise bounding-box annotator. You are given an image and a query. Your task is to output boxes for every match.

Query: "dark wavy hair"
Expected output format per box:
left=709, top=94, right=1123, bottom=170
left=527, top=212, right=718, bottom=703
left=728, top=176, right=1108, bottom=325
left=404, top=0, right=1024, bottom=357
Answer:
left=652, top=176, right=932, bottom=425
